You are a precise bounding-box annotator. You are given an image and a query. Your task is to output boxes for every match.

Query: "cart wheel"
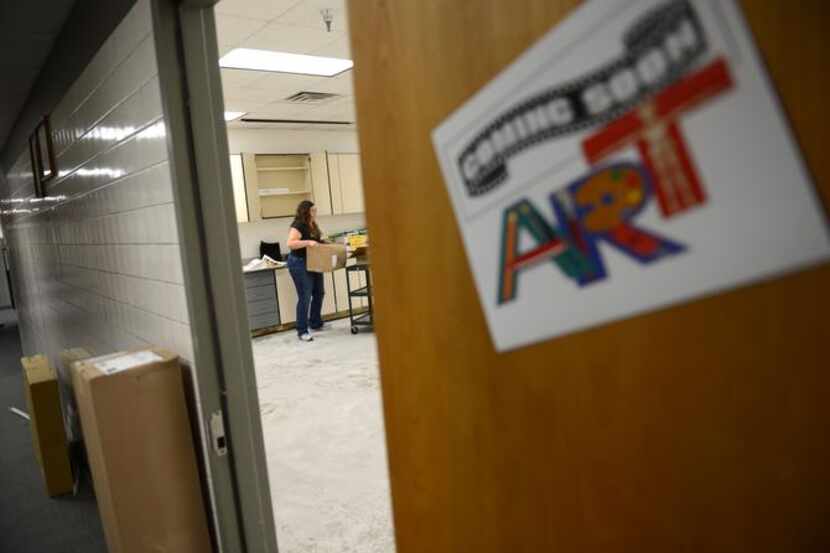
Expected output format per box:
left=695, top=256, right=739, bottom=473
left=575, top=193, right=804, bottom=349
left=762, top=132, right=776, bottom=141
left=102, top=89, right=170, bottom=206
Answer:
left=351, top=326, right=359, bottom=335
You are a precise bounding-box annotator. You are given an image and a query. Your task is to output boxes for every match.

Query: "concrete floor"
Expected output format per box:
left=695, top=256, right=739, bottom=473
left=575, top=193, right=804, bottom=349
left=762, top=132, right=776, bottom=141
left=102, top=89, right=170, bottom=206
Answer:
left=251, top=319, right=396, bottom=553
left=0, top=312, right=108, bottom=553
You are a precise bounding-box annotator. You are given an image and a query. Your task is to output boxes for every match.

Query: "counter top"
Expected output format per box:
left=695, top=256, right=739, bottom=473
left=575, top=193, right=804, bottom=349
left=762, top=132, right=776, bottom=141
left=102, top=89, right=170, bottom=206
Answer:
left=242, top=258, right=287, bottom=274
left=243, top=265, right=287, bottom=274
left=242, top=254, right=367, bottom=274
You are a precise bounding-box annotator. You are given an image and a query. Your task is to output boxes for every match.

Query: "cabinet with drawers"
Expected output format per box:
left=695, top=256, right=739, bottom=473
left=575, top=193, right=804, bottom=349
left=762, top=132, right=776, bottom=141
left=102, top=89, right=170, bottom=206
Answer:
left=244, top=267, right=340, bottom=333
left=243, top=270, right=279, bottom=331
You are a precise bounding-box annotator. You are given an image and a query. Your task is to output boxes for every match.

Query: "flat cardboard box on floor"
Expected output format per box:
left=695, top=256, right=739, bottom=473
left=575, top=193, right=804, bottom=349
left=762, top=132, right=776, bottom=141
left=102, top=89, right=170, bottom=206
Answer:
left=21, top=354, right=74, bottom=497
left=306, top=242, right=348, bottom=272
left=72, top=348, right=212, bottom=553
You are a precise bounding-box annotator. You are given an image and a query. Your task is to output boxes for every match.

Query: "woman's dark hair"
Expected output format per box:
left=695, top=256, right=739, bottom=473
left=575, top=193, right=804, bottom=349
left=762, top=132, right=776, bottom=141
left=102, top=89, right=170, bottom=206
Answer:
left=294, top=200, right=320, bottom=239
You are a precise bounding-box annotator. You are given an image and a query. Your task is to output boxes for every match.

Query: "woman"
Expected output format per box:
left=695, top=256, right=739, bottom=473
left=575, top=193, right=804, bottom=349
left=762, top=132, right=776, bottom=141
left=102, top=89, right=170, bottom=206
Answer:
left=286, top=200, right=325, bottom=342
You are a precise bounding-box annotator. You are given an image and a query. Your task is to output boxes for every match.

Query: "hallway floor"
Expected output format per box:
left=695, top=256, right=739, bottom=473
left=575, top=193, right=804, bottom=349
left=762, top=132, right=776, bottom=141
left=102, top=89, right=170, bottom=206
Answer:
left=0, top=313, right=107, bottom=553
left=252, top=319, right=396, bottom=553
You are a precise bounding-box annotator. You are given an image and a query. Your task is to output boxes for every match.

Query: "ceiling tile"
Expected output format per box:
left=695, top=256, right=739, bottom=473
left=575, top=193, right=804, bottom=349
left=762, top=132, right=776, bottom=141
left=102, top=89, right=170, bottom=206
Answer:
left=305, top=71, right=353, bottom=95
left=242, top=21, right=342, bottom=54
left=221, top=99, right=270, bottom=114
left=216, top=0, right=358, bottom=131
left=220, top=68, right=265, bottom=88
left=313, top=96, right=355, bottom=120
left=222, top=83, right=286, bottom=104
left=276, top=0, right=349, bottom=32
left=215, top=0, right=300, bottom=21
left=218, top=43, right=235, bottom=57
left=311, top=35, right=351, bottom=59
left=247, top=102, right=323, bottom=119
left=244, top=73, right=323, bottom=100
left=215, top=14, right=269, bottom=47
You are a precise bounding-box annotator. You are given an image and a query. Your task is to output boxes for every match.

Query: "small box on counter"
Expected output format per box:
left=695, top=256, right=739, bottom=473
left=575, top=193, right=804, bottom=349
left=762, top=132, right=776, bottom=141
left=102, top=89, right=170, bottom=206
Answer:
left=72, top=348, right=212, bottom=553
left=347, top=234, right=368, bottom=249
left=346, top=234, right=369, bottom=259
left=21, top=354, right=74, bottom=497
left=306, top=242, right=348, bottom=272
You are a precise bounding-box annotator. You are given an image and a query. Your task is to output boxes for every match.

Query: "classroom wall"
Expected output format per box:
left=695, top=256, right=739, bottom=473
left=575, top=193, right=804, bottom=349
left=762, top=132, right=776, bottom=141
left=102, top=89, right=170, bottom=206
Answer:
left=0, top=0, right=195, bottom=363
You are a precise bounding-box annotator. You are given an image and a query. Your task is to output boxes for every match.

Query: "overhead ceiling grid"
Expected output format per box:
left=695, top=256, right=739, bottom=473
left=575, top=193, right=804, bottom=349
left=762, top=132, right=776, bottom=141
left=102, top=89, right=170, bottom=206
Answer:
left=215, top=0, right=356, bottom=127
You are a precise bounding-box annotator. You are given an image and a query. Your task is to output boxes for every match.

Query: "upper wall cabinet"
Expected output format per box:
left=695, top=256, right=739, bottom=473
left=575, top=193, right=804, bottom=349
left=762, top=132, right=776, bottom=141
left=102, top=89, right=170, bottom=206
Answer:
left=235, top=151, right=365, bottom=222
left=242, top=153, right=311, bottom=220
left=328, top=153, right=365, bottom=215
left=229, top=154, right=249, bottom=223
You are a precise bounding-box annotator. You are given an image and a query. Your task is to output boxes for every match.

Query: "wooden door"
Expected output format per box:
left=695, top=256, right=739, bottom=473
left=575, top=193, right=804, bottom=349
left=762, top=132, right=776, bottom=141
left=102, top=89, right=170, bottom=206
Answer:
left=348, top=1, right=830, bottom=552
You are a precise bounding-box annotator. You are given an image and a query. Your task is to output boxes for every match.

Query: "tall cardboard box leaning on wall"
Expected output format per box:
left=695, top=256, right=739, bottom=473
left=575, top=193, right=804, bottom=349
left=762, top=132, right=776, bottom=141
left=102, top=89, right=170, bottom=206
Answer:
left=72, top=348, right=212, bottom=553
left=59, top=347, right=93, bottom=443
left=21, top=354, right=74, bottom=497
left=307, top=242, right=348, bottom=272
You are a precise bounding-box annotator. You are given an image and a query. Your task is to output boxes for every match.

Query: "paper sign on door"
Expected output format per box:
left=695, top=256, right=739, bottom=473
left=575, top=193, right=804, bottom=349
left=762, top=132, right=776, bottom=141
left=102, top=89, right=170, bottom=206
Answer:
left=432, top=0, right=830, bottom=352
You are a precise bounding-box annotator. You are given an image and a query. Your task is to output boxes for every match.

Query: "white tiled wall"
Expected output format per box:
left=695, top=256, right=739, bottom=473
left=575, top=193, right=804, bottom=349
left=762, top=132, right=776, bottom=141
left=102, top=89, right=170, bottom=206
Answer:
left=0, top=0, right=195, bottom=364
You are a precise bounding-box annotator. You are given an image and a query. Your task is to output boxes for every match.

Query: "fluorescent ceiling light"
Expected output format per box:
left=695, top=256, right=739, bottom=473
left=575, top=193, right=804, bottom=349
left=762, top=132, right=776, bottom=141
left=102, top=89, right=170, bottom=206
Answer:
left=219, top=48, right=353, bottom=77
left=224, top=111, right=246, bottom=121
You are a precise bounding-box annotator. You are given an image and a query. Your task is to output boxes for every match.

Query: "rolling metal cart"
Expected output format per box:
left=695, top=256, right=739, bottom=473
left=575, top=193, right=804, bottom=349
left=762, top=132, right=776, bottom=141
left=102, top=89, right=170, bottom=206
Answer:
left=346, top=261, right=373, bottom=334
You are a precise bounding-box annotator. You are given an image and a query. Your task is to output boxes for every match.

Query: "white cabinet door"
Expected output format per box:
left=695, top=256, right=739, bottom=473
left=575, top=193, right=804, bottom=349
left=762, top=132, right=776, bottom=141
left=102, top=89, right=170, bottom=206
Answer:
left=229, top=154, right=249, bottom=222
left=322, top=273, right=336, bottom=316
left=310, top=152, right=333, bottom=215
left=337, top=154, right=365, bottom=214
left=327, top=153, right=365, bottom=215
left=242, top=153, right=261, bottom=222
left=328, top=153, right=345, bottom=214
left=333, top=267, right=349, bottom=312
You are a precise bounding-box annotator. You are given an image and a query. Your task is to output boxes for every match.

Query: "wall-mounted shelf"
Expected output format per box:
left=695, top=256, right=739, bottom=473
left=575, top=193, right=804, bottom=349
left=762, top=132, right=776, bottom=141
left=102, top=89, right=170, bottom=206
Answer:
left=257, top=166, right=307, bottom=172
left=241, top=153, right=312, bottom=219
left=259, top=188, right=311, bottom=198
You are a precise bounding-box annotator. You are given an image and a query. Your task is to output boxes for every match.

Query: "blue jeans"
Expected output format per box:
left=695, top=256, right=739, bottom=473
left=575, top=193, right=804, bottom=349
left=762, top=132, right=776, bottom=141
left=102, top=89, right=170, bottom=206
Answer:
left=287, top=254, right=324, bottom=335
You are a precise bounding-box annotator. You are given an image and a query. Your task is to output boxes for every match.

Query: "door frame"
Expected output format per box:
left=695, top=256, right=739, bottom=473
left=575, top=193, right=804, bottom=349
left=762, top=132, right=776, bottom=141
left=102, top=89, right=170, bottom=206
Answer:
left=152, top=1, right=279, bottom=551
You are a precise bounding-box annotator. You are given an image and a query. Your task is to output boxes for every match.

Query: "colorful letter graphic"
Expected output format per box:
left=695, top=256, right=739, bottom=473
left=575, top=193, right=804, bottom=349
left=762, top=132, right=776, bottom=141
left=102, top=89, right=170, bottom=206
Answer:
left=498, top=199, right=595, bottom=304
left=498, top=164, right=685, bottom=305
left=551, top=163, right=686, bottom=282
left=496, top=60, right=735, bottom=305
left=583, top=58, right=734, bottom=218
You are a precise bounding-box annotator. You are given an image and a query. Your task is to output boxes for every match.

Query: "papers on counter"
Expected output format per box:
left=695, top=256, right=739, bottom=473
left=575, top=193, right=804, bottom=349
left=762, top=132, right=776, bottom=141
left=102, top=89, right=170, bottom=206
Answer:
left=243, top=255, right=285, bottom=272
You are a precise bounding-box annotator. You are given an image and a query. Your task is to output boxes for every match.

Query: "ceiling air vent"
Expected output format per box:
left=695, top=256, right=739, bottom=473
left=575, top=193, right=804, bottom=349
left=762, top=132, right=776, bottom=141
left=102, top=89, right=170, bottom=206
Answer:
left=284, top=91, right=340, bottom=104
